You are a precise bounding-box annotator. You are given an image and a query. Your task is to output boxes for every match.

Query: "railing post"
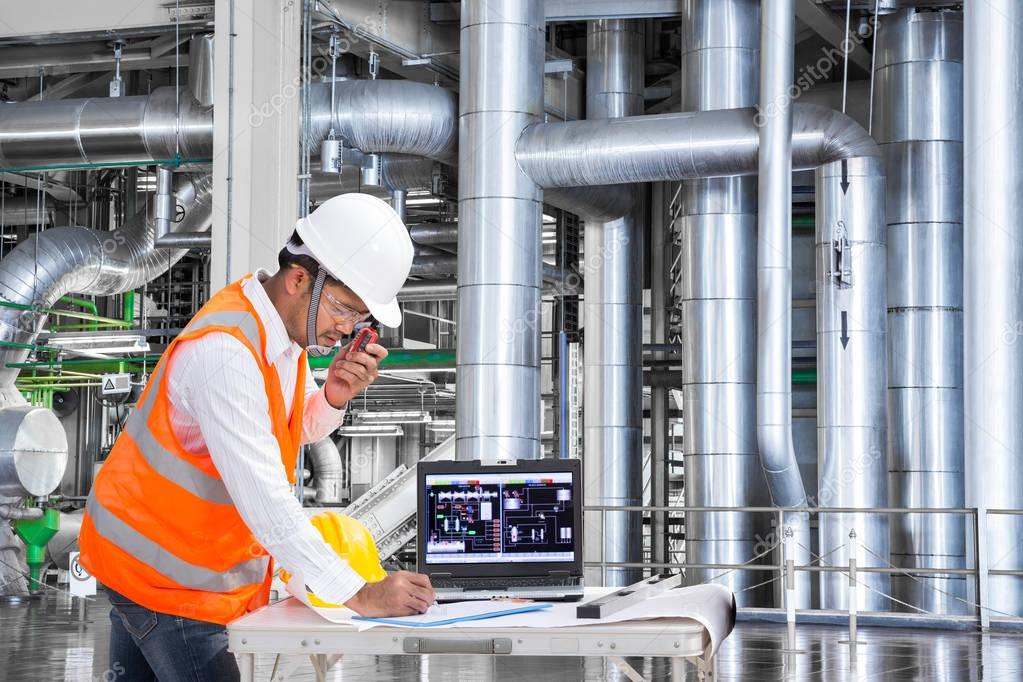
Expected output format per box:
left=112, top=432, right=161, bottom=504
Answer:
left=847, top=528, right=859, bottom=643
left=976, top=506, right=991, bottom=629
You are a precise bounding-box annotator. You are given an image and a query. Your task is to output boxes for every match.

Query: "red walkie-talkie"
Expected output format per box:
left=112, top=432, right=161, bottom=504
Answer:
left=349, top=321, right=379, bottom=356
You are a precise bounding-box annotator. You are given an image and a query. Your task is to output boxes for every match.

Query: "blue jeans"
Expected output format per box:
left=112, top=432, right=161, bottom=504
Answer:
left=107, top=589, right=240, bottom=682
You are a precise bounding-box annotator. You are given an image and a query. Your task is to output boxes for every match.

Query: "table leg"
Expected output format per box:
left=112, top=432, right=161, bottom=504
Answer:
left=310, top=654, right=327, bottom=682
left=608, top=655, right=645, bottom=682
left=238, top=653, right=255, bottom=682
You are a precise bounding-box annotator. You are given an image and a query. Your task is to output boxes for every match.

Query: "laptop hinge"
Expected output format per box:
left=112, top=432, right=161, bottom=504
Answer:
left=431, top=573, right=454, bottom=579
left=548, top=570, right=572, bottom=578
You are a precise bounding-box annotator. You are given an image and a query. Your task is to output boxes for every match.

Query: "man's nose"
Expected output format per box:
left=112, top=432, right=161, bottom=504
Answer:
left=336, top=320, right=355, bottom=336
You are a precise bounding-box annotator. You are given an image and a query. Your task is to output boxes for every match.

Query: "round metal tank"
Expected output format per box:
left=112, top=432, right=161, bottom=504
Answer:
left=874, top=8, right=967, bottom=615
left=0, top=406, right=69, bottom=497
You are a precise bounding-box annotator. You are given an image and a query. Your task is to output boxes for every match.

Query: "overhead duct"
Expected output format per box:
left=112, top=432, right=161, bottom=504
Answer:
left=964, top=0, right=1023, bottom=616
left=676, top=0, right=766, bottom=602
left=313, top=78, right=633, bottom=220
left=456, top=0, right=544, bottom=461
left=0, top=174, right=213, bottom=407
left=582, top=18, right=644, bottom=588
left=875, top=9, right=966, bottom=614
left=0, top=195, right=57, bottom=226
left=515, top=104, right=879, bottom=186
left=0, top=88, right=213, bottom=171
left=409, top=223, right=458, bottom=246
left=307, top=80, right=458, bottom=163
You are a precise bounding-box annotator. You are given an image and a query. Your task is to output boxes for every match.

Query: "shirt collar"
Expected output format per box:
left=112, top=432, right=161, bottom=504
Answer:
left=243, top=269, right=304, bottom=364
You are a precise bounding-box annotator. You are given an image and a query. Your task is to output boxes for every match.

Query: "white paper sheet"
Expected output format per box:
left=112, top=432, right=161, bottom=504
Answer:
left=287, top=577, right=736, bottom=656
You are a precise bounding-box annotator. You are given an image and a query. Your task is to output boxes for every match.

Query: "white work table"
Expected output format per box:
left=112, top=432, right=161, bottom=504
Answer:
left=228, top=593, right=723, bottom=681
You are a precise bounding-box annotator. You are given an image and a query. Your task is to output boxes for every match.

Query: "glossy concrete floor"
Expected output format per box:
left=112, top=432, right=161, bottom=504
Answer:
left=2, top=589, right=1022, bottom=681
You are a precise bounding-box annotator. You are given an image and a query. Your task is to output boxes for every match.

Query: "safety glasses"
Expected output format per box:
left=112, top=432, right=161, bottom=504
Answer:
left=321, top=288, right=371, bottom=324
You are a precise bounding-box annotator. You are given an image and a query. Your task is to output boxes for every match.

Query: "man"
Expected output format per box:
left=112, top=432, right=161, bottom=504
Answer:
left=80, top=193, right=435, bottom=681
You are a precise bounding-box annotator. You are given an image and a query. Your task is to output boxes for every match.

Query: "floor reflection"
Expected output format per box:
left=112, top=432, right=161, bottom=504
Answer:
left=1, top=590, right=1021, bottom=681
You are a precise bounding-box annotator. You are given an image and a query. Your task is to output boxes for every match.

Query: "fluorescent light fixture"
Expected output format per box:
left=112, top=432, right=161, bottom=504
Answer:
left=406, top=197, right=444, bottom=206
left=354, top=410, right=432, bottom=425
left=338, top=424, right=404, bottom=437
left=46, top=334, right=150, bottom=355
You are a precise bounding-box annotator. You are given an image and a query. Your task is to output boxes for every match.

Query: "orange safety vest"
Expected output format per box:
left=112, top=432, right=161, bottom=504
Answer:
left=79, top=276, right=307, bottom=625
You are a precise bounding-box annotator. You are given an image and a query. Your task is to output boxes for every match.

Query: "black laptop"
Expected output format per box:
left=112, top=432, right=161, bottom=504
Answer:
left=417, top=459, right=585, bottom=602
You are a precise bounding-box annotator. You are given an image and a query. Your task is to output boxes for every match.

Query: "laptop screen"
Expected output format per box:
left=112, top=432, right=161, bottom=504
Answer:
left=423, top=470, right=575, bottom=564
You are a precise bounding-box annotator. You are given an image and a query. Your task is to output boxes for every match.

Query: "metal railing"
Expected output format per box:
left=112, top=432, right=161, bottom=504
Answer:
left=584, top=504, right=1023, bottom=630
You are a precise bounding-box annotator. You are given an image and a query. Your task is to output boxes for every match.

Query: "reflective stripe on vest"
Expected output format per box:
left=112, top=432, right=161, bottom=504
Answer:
left=86, top=495, right=269, bottom=592
left=113, top=309, right=265, bottom=506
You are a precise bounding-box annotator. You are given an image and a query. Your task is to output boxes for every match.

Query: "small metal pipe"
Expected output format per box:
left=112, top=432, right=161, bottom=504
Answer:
left=154, top=166, right=175, bottom=242
left=390, top=189, right=407, bottom=222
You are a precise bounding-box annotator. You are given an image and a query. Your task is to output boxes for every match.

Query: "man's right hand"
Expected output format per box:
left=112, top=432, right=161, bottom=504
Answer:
left=345, top=571, right=435, bottom=617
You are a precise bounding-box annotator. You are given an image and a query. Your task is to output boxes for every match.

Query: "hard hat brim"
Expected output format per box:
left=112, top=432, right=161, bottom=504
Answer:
left=364, top=296, right=402, bottom=328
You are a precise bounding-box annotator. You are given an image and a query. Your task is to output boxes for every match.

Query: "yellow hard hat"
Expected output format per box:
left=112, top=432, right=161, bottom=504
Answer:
left=280, top=512, right=387, bottom=608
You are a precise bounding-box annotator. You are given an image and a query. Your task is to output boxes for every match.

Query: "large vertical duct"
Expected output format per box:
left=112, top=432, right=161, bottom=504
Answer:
left=456, top=0, right=544, bottom=461
left=816, top=156, right=890, bottom=610
left=757, top=0, right=811, bottom=607
left=875, top=9, right=966, bottom=614
left=965, top=0, right=1023, bottom=615
left=582, top=19, right=644, bottom=587
left=677, top=0, right=763, bottom=600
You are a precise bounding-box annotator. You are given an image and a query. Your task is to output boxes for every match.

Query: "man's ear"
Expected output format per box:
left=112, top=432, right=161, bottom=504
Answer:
left=284, top=266, right=310, bottom=296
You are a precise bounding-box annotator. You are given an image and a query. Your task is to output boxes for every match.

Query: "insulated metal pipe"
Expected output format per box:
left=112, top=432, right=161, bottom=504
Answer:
left=582, top=19, right=644, bottom=587
left=456, top=0, right=544, bottom=461
left=515, top=104, right=879, bottom=186
left=874, top=9, right=966, bottom=614
left=0, top=88, right=212, bottom=170
left=676, top=0, right=763, bottom=600
left=757, top=0, right=811, bottom=607
left=816, top=156, right=890, bottom=610
left=964, top=0, right=1023, bottom=615
left=154, top=166, right=175, bottom=241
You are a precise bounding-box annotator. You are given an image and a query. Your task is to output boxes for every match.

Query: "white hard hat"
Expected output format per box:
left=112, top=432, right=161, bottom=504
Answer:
left=295, top=193, right=413, bottom=327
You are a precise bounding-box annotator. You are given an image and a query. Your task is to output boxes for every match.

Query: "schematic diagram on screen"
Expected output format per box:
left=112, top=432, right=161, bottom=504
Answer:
left=424, top=472, right=575, bottom=563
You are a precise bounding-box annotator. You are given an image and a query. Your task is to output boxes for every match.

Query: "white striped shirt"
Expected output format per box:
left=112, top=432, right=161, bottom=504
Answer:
left=164, top=270, right=366, bottom=605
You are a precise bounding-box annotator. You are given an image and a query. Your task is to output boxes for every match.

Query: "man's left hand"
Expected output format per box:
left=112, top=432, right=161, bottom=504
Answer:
left=324, top=342, right=387, bottom=408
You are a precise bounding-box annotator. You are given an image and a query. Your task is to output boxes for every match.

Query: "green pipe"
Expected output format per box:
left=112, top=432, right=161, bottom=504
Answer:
left=792, top=369, right=817, bottom=385
left=792, top=215, right=815, bottom=229
left=123, top=290, right=135, bottom=325
left=6, top=355, right=163, bottom=370
left=18, top=383, right=98, bottom=391
left=0, top=299, right=131, bottom=327
left=57, top=296, right=98, bottom=332
left=308, top=348, right=456, bottom=370
left=60, top=296, right=98, bottom=317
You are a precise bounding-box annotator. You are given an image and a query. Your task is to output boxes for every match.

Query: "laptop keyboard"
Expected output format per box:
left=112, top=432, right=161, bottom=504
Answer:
left=433, top=576, right=577, bottom=590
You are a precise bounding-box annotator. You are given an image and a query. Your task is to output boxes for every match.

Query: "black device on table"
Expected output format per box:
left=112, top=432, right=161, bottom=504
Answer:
left=417, top=458, right=585, bottom=602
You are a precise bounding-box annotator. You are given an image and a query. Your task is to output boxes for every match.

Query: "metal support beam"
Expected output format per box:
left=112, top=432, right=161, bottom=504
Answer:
left=212, top=0, right=301, bottom=286
left=546, top=1, right=681, bottom=21
left=794, top=0, right=873, bottom=72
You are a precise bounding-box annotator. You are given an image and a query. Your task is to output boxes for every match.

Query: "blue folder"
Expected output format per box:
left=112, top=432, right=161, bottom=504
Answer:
left=352, top=602, right=553, bottom=628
